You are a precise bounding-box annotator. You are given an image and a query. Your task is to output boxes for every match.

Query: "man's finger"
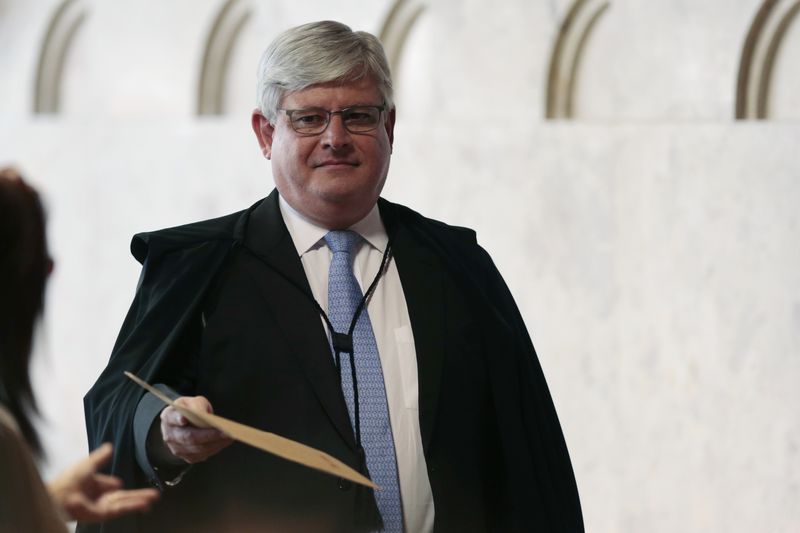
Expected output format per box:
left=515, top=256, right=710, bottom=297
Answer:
left=165, top=426, right=228, bottom=446
left=163, top=428, right=233, bottom=462
left=160, top=406, right=190, bottom=427
left=173, top=438, right=232, bottom=456
left=174, top=395, right=214, bottom=414
left=162, top=395, right=214, bottom=427
left=174, top=443, right=233, bottom=464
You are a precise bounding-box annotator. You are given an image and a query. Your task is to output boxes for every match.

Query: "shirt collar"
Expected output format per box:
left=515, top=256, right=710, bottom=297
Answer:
left=278, top=195, right=388, bottom=257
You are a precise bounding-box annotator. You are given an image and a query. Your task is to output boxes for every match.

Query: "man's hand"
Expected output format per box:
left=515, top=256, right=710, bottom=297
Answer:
left=47, top=443, right=160, bottom=522
left=160, top=396, right=233, bottom=464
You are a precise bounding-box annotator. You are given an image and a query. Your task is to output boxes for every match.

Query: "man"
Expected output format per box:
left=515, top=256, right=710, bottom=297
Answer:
left=82, top=20, right=583, bottom=533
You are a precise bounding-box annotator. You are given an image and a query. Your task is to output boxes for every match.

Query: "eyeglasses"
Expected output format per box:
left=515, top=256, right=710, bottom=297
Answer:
left=279, top=105, right=386, bottom=135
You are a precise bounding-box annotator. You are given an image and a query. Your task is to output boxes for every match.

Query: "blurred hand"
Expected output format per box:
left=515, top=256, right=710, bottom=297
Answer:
left=47, top=443, right=159, bottom=522
left=160, top=396, right=233, bottom=464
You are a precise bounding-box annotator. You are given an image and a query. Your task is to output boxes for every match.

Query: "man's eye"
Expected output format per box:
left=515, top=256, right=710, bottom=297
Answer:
left=294, top=112, right=326, bottom=125
left=344, top=110, right=377, bottom=124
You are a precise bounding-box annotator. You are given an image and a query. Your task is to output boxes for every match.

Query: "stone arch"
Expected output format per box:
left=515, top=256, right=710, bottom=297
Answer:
left=736, top=0, right=800, bottom=119
left=197, top=0, right=253, bottom=115
left=378, top=0, right=427, bottom=86
left=545, top=0, right=611, bottom=120
left=33, top=0, right=88, bottom=114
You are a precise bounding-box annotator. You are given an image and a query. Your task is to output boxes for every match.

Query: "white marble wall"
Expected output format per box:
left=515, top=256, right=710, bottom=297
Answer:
left=1, top=1, right=798, bottom=531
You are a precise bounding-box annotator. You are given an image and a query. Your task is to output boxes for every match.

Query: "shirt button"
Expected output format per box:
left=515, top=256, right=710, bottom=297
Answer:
left=338, top=478, right=353, bottom=491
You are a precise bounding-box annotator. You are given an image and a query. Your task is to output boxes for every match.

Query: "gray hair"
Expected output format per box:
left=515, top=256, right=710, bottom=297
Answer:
left=256, top=20, right=394, bottom=122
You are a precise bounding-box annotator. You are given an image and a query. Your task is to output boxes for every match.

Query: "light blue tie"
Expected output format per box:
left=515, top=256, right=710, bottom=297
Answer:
left=324, top=230, right=404, bottom=533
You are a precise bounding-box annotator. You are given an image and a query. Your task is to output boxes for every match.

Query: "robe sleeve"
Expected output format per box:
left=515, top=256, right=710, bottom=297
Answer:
left=79, top=236, right=236, bottom=533
left=473, top=244, right=585, bottom=532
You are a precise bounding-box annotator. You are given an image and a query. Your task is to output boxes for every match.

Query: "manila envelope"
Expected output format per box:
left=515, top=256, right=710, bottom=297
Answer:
left=124, top=371, right=376, bottom=489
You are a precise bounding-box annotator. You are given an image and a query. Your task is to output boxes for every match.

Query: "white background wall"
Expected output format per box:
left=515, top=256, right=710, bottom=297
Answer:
left=1, top=0, right=798, bottom=531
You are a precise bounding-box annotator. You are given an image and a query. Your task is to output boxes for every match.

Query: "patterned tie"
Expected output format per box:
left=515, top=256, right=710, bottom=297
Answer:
left=324, top=230, right=404, bottom=533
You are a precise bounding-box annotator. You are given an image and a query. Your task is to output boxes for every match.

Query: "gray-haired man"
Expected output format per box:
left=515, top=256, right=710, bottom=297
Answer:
left=83, top=20, right=583, bottom=533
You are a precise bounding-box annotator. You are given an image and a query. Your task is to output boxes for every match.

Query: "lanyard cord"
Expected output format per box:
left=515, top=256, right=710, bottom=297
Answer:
left=239, top=237, right=394, bottom=450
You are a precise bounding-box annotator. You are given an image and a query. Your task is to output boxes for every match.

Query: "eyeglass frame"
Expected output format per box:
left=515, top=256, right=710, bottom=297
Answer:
left=277, top=104, right=387, bottom=136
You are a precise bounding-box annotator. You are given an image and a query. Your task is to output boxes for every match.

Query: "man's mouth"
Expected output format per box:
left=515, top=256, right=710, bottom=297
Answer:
left=315, top=160, right=359, bottom=168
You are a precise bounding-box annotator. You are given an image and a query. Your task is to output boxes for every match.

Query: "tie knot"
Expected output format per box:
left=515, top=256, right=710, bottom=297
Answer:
left=324, top=230, right=361, bottom=254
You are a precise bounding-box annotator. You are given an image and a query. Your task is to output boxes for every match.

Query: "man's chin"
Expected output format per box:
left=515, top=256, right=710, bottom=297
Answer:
left=310, top=190, right=379, bottom=223
left=315, top=181, right=380, bottom=204
left=319, top=193, right=373, bottom=213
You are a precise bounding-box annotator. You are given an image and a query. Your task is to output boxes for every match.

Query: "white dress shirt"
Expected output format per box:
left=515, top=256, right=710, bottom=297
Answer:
left=279, top=196, right=434, bottom=532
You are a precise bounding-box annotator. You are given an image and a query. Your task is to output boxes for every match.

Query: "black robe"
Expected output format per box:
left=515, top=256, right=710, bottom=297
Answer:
left=81, top=190, right=584, bottom=532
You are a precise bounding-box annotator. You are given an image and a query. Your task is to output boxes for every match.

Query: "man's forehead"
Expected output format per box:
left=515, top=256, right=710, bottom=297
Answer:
left=281, top=78, right=382, bottom=107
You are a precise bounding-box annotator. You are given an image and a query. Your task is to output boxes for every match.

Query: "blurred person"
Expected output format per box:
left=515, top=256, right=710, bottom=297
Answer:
left=0, top=167, right=159, bottom=532
left=83, top=20, right=584, bottom=533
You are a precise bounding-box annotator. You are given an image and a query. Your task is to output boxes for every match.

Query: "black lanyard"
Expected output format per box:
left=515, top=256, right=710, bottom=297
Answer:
left=240, top=236, right=394, bottom=449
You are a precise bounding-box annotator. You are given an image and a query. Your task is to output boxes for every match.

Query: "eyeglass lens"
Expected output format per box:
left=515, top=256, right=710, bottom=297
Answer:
left=288, top=107, right=382, bottom=134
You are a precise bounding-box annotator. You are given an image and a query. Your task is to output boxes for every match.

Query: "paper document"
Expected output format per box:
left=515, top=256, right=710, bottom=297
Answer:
left=124, top=371, right=376, bottom=489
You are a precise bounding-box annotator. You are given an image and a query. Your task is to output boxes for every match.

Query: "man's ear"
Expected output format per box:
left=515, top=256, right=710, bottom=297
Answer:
left=385, top=107, right=396, bottom=150
left=251, top=109, right=274, bottom=159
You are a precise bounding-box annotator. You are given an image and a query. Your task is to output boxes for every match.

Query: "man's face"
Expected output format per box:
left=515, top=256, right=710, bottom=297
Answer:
left=252, top=77, right=395, bottom=229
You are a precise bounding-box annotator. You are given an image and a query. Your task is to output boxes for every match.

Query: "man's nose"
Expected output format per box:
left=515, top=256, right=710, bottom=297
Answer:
left=321, top=113, right=352, bottom=150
